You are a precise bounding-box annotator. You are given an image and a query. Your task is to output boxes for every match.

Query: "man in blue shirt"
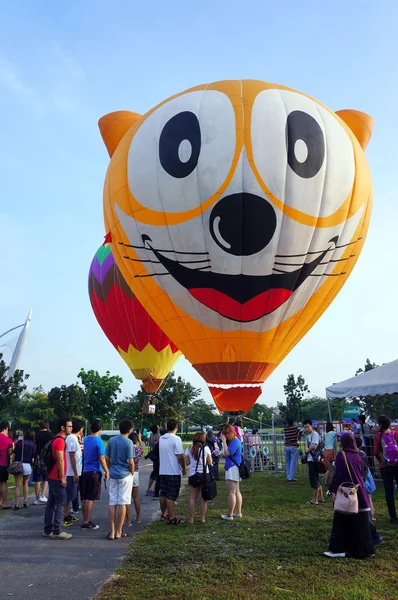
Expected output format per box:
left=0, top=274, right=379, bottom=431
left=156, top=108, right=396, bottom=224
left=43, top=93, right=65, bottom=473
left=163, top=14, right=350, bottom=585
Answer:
left=105, top=419, right=135, bottom=540
left=80, top=419, right=109, bottom=530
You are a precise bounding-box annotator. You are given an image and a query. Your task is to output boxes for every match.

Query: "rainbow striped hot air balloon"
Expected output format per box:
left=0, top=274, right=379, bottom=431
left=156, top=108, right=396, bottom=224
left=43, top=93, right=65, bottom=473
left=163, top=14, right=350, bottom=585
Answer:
left=88, top=243, right=182, bottom=393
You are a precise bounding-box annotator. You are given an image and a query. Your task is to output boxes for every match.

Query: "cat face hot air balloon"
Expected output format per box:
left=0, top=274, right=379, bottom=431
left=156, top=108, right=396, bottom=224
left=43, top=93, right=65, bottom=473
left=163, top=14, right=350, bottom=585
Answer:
left=99, top=79, right=373, bottom=413
left=88, top=243, right=181, bottom=393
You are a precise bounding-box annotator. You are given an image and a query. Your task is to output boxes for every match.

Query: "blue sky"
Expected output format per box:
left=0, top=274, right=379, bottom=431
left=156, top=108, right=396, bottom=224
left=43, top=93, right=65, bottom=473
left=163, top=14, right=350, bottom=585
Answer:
left=1, top=1, right=397, bottom=411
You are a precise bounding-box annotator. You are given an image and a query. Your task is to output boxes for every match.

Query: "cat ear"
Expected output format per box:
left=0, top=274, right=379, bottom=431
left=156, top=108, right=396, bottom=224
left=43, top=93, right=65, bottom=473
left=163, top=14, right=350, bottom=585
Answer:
left=335, top=109, right=374, bottom=150
left=98, top=111, right=142, bottom=157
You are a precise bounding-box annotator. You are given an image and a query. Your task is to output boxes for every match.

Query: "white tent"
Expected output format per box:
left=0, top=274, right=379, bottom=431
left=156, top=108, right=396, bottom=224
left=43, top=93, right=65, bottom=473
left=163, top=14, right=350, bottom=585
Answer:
left=326, top=359, right=398, bottom=399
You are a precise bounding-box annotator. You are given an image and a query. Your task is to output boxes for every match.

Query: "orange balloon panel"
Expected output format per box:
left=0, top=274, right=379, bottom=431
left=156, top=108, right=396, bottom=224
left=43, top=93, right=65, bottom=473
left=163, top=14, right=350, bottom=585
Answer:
left=99, top=79, right=373, bottom=413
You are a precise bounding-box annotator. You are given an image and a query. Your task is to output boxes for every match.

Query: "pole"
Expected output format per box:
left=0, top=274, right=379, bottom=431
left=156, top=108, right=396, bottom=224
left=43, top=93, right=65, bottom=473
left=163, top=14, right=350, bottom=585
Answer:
left=272, top=412, right=275, bottom=435
left=327, top=397, right=332, bottom=422
left=260, top=412, right=263, bottom=433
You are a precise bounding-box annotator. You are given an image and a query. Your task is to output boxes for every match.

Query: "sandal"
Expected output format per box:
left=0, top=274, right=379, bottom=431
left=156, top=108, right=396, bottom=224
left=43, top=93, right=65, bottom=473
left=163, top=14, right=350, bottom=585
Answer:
left=160, top=515, right=169, bottom=522
left=306, top=501, right=318, bottom=505
left=167, top=518, right=183, bottom=525
left=319, top=499, right=326, bottom=504
left=115, top=532, right=128, bottom=539
left=107, top=533, right=115, bottom=540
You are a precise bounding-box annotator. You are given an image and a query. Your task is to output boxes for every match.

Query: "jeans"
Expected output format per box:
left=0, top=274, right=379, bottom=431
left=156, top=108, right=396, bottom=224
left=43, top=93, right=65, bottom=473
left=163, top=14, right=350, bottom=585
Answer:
left=381, top=465, right=398, bottom=520
left=284, top=446, right=298, bottom=481
left=44, top=479, right=66, bottom=535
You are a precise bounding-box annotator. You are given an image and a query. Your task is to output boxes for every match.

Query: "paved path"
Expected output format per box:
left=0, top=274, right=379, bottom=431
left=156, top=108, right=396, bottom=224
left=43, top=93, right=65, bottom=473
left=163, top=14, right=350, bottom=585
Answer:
left=0, top=462, right=159, bottom=600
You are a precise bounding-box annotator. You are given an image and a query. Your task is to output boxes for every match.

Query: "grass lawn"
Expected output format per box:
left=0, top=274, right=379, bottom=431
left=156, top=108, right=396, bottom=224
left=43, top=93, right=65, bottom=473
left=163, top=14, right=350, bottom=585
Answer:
left=95, top=471, right=398, bottom=600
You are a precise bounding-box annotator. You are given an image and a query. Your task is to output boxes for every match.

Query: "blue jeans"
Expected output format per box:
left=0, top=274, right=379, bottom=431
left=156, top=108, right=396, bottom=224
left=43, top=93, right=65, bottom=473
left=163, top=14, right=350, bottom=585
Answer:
left=284, top=446, right=298, bottom=481
left=44, top=479, right=66, bottom=535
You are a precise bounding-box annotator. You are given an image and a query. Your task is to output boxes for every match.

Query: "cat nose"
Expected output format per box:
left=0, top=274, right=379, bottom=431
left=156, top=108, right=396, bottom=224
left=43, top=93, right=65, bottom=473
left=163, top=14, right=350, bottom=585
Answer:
left=209, top=193, right=277, bottom=256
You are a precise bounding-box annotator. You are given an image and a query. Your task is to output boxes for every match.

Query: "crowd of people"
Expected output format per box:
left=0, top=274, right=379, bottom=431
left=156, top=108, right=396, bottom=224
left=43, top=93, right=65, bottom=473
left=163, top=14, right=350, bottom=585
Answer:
left=1, top=411, right=398, bottom=559
left=282, top=413, right=398, bottom=559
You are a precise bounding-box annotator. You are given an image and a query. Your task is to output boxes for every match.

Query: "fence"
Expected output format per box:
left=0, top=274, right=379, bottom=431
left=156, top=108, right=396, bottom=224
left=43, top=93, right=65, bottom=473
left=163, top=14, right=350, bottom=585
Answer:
left=243, top=433, right=381, bottom=480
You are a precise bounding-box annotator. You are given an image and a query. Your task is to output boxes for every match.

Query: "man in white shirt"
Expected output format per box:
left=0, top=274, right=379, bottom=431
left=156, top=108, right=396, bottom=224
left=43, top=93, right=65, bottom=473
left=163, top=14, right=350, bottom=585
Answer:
left=303, top=419, right=324, bottom=505
left=62, top=419, right=84, bottom=527
left=159, top=418, right=186, bottom=524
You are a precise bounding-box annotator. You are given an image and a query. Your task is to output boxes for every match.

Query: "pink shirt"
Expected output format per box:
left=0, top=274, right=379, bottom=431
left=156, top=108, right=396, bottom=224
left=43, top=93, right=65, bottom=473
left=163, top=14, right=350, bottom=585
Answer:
left=0, top=433, right=13, bottom=467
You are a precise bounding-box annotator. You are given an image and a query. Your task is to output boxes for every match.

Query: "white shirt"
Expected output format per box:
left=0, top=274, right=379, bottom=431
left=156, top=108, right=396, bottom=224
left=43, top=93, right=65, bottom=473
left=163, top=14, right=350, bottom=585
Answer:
left=185, top=446, right=211, bottom=476
left=159, top=433, right=184, bottom=475
left=66, top=434, right=83, bottom=477
left=306, top=431, right=320, bottom=462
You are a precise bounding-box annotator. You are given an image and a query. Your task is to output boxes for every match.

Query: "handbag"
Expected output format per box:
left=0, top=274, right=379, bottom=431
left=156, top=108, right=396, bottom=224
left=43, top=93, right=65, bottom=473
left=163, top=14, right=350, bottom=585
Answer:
left=333, top=451, right=359, bottom=515
left=8, top=440, right=24, bottom=475
left=189, top=446, right=207, bottom=488
left=230, top=454, right=252, bottom=480
left=364, top=470, right=376, bottom=495
left=201, top=448, right=217, bottom=501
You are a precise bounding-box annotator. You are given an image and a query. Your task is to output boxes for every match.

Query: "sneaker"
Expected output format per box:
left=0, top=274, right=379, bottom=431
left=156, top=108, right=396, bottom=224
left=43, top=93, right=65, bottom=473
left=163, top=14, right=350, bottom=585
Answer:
left=34, top=500, right=42, bottom=506
left=146, top=491, right=154, bottom=497
left=23, top=502, right=29, bottom=508
left=324, top=551, right=345, bottom=558
left=43, top=532, right=53, bottom=538
left=221, top=514, right=234, bottom=521
left=232, top=513, right=242, bottom=518
left=153, top=496, right=159, bottom=500
left=69, top=515, right=79, bottom=523
left=52, top=531, right=72, bottom=540
left=69, top=509, right=79, bottom=515
left=39, top=496, right=48, bottom=503
left=374, top=537, right=384, bottom=544
left=62, top=516, right=74, bottom=527
left=81, top=522, right=99, bottom=530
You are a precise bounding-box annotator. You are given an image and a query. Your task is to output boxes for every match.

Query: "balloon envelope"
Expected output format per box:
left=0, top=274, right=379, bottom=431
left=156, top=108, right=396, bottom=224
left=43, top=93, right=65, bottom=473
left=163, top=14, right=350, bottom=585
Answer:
left=99, top=79, right=373, bottom=412
left=88, top=244, right=182, bottom=393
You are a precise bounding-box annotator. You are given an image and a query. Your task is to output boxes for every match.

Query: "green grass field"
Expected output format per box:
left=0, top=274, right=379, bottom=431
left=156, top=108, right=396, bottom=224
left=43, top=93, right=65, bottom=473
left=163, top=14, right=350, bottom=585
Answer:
left=95, top=471, right=398, bottom=600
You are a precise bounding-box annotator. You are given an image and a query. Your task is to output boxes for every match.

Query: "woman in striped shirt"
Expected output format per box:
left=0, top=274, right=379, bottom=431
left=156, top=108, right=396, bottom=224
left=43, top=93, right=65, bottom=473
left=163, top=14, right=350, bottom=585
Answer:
left=283, top=419, right=300, bottom=482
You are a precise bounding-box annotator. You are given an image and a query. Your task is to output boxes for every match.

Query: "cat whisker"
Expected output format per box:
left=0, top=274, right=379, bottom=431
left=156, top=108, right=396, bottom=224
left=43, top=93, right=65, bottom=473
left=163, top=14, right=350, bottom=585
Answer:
left=273, top=255, right=355, bottom=268
left=275, top=237, right=362, bottom=259
left=118, top=241, right=209, bottom=256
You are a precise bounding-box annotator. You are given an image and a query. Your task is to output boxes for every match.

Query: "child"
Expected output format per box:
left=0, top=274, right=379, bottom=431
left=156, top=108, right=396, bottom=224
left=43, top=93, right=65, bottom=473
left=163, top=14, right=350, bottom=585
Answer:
left=125, top=432, right=144, bottom=525
left=323, top=422, right=337, bottom=486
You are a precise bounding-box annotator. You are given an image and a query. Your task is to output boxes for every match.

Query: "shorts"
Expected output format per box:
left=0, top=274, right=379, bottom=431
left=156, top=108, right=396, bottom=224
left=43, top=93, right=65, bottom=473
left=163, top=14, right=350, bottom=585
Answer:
left=0, top=466, right=9, bottom=482
left=22, top=463, right=32, bottom=476
left=80, top=471, right=102, bottom=501
left=33, top=470, right=47, bottom=483
left=66, top=476, right=79, bottom=502
left=109, top=475, right=134, bottom=505
left=159, top=475, right=181, bottom=502
left=225, top=465, right=240, bottom=482
left=323, top=449, right=335, bottom=470
left=133, top=472, right=139, bottom=488
left=149, top=470, right=158, bottom=482
left=308, top=461, right=320, bottom=489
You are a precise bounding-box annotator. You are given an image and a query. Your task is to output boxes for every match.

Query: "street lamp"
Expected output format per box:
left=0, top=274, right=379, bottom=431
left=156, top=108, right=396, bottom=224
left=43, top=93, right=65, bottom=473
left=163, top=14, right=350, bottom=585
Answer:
left=259, top=412, right=263, bottom=433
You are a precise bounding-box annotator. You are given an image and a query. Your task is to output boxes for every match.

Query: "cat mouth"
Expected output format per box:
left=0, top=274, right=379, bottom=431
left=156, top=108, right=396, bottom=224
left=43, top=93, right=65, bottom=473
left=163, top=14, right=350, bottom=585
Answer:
left=142, top=235, right=338, bottom=322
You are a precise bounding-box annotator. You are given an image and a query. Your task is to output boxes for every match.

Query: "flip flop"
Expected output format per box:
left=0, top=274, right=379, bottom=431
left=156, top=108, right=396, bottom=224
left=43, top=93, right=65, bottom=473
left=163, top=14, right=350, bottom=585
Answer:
left=306, top=501, right=318, bottom=505
left=115, top=532, right=128, bottom=539
left=167, top=518, right=183, bottom=525
left=160, top=515, right=169, bottom=522
left=319, top=499, right=326, bottom=504
left=107, top=533, right=115, bottom=540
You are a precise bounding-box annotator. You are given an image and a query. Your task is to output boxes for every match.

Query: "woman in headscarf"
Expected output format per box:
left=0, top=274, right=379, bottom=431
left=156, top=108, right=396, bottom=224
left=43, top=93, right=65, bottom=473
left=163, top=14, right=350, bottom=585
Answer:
left=325, top=432, right=375, bottom=559
left=205, top=429, right=220, bottom=481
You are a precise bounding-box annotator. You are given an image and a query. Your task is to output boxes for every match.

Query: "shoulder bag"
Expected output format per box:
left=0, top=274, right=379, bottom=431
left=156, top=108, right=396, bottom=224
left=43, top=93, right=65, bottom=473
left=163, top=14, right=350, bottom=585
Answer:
left=230, top=451, right=252, bottom=480
left=333, top=451, right=359, bottom=515
left=8, top=440, right=24, bottom=475
left=188, top=445, right=207, bottom=488
left=201, top=448, right=217, bottom=501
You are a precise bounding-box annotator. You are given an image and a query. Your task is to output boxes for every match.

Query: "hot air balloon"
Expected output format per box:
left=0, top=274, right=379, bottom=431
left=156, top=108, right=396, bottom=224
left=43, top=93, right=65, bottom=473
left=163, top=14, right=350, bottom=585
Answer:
left=98, top=79, right=373, bottom=413
left=88, top=243, right=182, bottom=396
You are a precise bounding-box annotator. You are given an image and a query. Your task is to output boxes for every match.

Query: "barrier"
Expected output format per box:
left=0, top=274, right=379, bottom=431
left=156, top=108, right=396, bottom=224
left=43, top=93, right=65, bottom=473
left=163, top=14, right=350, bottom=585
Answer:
left=243, top=433, right=382, bottom=479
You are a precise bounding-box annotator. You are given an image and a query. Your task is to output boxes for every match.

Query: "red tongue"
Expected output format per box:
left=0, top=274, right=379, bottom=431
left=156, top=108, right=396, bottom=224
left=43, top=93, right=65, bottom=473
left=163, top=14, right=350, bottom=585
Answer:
left=189, top=288, right=292, bottom=322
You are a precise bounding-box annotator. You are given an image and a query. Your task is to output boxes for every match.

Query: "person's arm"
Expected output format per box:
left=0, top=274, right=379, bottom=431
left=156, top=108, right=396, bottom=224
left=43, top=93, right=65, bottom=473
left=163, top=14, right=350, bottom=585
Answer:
left=128, top=457, right=135, bottom=476
left=184, top=449, right=190, bottom=467
left=221, top=434, right=232, bottom=456
left=56, top=450, right=66, bottom=486
left=206, top=448, right=213, bottom=466
left=99, top=454, right=110, bottom=481
left=69, top=452, right=78, bottom=483
left=374, top=433, right=382, bottom=461
left=177, top=453, right=186, bottom=475
left=105, top=455, right=111, bottom=469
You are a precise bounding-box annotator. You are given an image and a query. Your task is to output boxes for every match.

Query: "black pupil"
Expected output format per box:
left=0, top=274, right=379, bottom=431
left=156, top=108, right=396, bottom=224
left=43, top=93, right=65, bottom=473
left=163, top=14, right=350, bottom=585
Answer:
left=159, top=111, right=201, bottom=178
left=286, top=110, right=325, bottom=178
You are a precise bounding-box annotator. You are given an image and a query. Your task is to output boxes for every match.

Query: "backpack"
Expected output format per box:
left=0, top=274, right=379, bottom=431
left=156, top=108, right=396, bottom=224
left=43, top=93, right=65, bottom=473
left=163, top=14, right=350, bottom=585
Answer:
left=381, top=431, right=398, bottom=466
left=310, top=435, right=325, bottom=463
left=230, top=454, right=252, bottom=480
left=35, top=435, right=65, bottom=476
left=145, top=441, right=159, bottom=463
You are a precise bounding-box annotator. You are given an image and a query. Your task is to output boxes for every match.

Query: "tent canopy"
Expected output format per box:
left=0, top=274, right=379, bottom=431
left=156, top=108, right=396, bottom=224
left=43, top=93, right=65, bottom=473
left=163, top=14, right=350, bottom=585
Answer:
left=326, top=359, right=398, bottom=398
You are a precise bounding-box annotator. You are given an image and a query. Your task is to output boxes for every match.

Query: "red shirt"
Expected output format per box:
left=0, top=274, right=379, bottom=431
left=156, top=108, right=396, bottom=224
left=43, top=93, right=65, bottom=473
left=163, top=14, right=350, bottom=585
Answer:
left=0, top=433, right=13, bottom=467
left=374, top=430, right=398, bottom=469
left=48, top=435, right=66, bottom=480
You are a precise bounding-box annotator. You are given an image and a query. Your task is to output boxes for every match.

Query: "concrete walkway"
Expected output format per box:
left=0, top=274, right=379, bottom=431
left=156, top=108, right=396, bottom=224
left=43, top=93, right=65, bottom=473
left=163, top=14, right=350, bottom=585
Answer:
left=0, top=462, right=159, bottom=600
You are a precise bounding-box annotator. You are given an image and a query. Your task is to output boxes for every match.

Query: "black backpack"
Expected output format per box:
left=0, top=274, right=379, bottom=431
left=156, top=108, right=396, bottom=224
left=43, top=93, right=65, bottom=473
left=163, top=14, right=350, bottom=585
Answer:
left=35, top=435, right=65, bottom=476
left=230, top=454, right=252, bottom=480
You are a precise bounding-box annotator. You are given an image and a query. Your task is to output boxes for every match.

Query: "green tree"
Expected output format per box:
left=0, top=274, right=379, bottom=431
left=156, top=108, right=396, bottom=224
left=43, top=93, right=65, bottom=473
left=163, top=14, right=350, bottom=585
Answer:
left=356, top=358, right=378, bottom=376
left=279, top=374, right=310, bottom=423
left=301, top=396, right=348, bottom=422
left=48, top=384, right=86, bottom=419
left=78, top=368, right=123, bottom=422
left=114, top=395, right=144, bottom=425
left=245, top=403, right=274, bottom=428
left=188, top=399, right=219, bottom=427
left=0, top=352, right=29, bottom=418
left=18, top=387, right=55, bottom=428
